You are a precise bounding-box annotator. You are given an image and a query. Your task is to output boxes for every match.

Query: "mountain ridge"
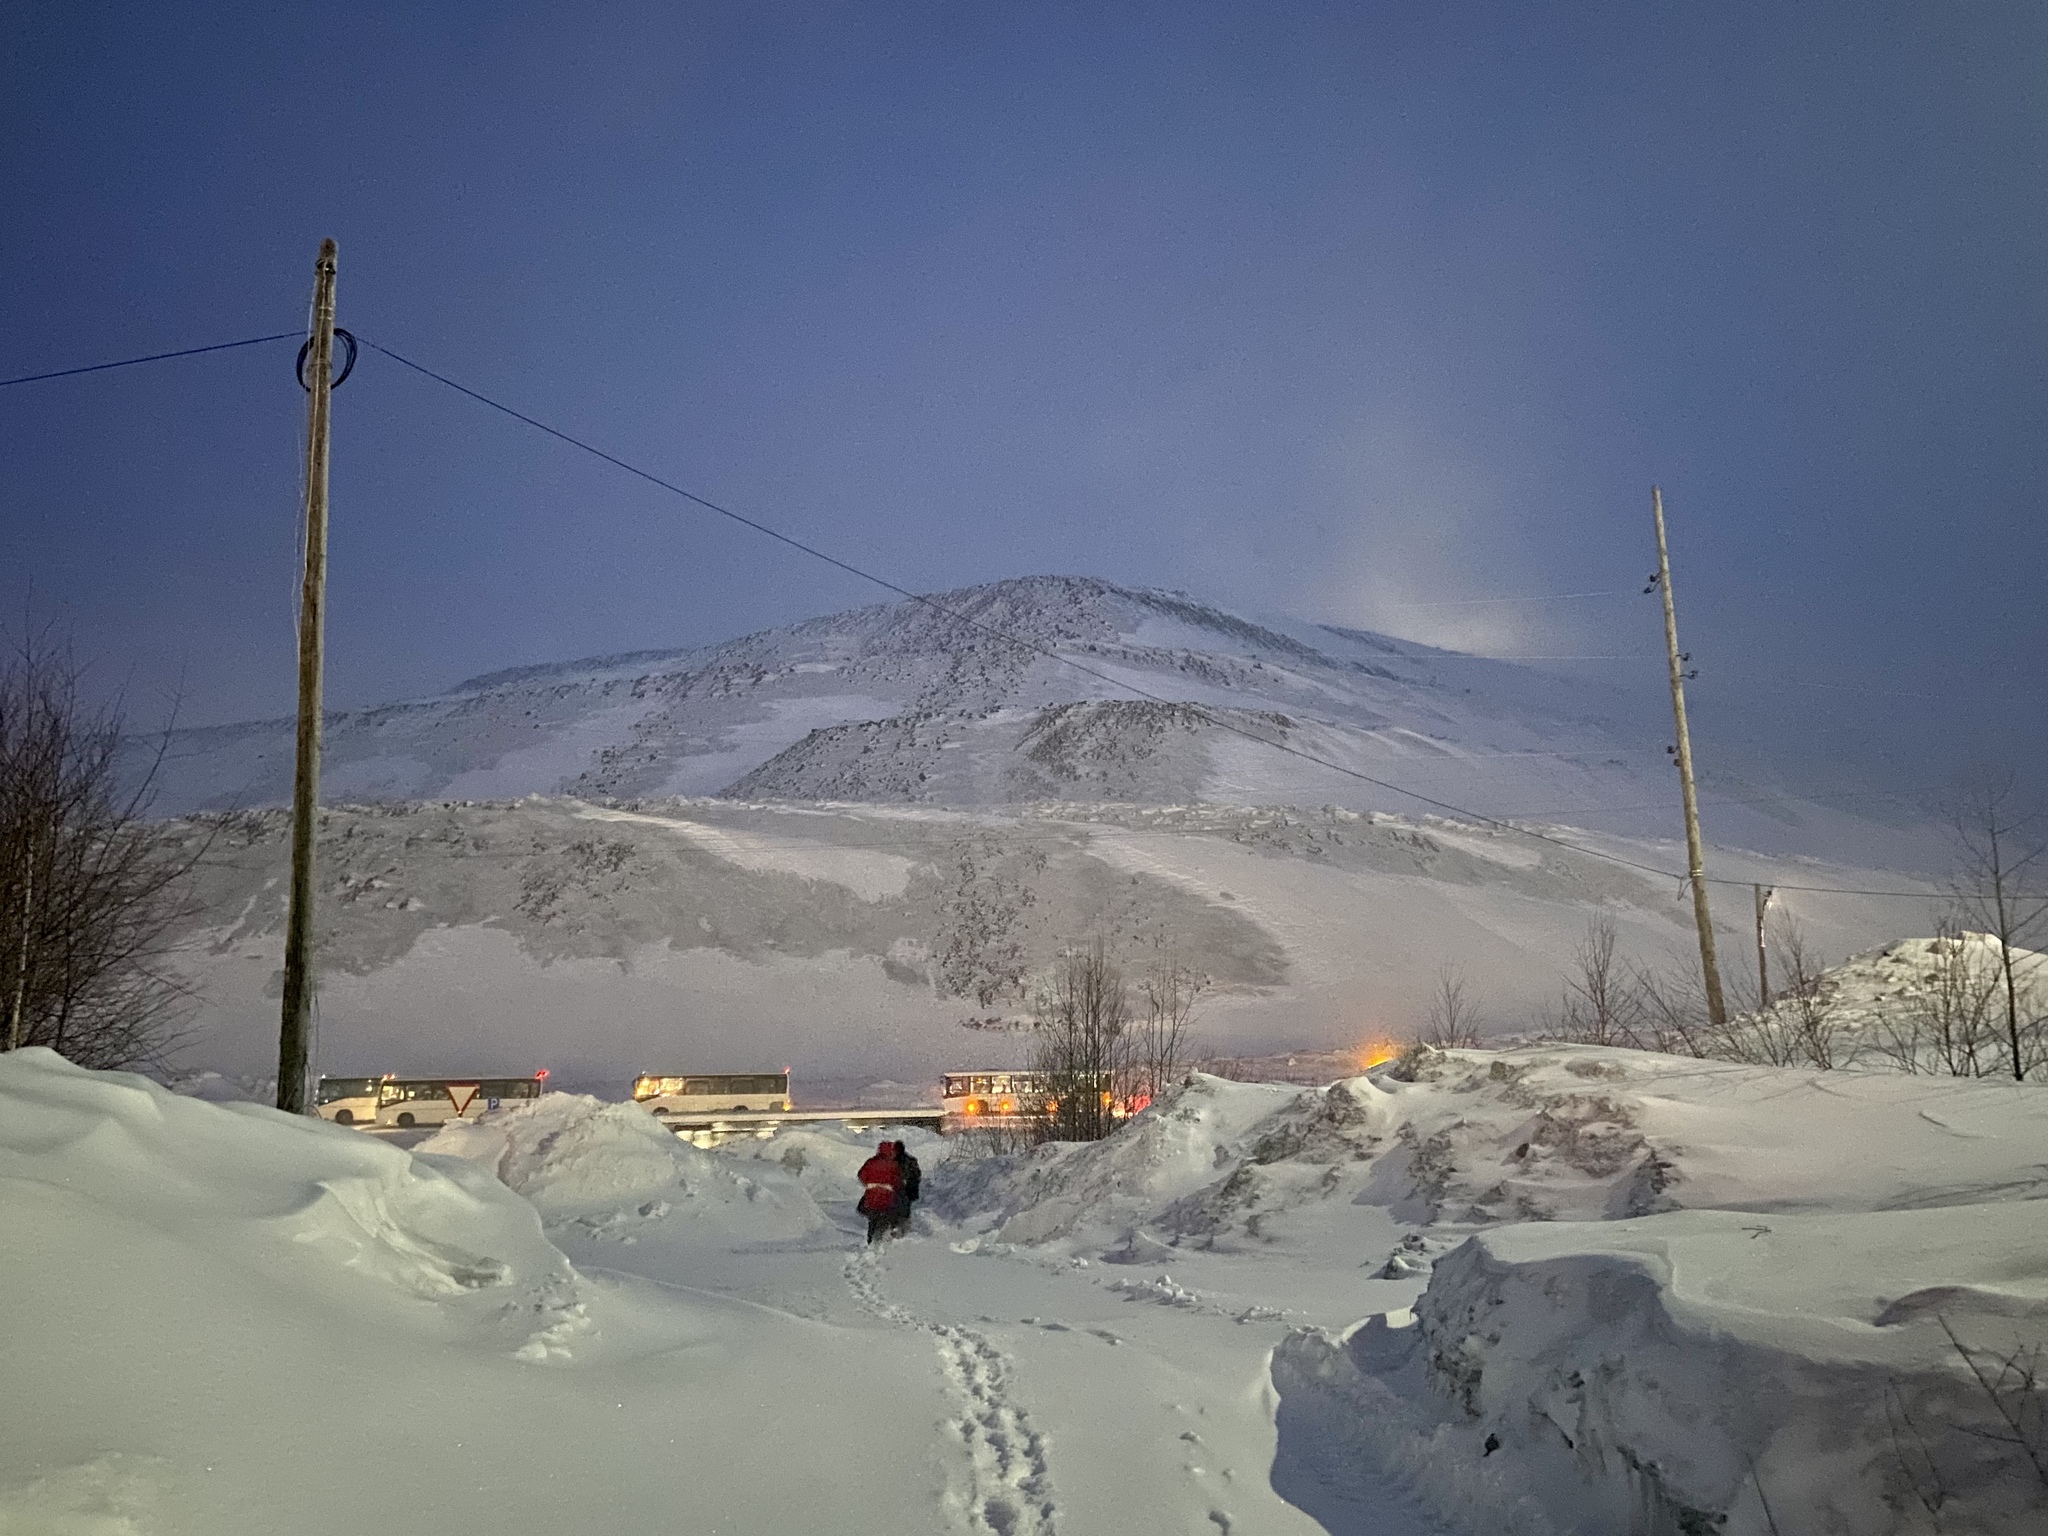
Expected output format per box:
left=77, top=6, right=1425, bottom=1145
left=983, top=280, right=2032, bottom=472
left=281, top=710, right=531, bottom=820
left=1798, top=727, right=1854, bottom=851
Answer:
left=141, top=573, right=1935, bottom=871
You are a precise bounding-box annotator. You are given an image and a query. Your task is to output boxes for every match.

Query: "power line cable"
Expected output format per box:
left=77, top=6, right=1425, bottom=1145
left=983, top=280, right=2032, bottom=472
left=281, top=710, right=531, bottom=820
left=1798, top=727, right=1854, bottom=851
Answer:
left=1492, top=784, right=1929, bottom=821
left=356, top=336, right=1947, bottom=902
left=0, top=332, right=299, bottom=389
left=1376, top=590, right=1637, bottom=607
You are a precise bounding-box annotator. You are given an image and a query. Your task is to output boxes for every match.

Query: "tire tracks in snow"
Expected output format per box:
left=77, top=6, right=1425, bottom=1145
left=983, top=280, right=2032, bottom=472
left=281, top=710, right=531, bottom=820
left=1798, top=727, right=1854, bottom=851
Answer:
left=845, top=1248, right=1058, bottom=1536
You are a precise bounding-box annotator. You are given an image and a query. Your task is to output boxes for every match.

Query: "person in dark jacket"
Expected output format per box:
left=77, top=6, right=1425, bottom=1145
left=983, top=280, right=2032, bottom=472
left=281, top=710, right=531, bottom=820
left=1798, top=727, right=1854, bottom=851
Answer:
left=890, top=1139, right=922, bottom=1235
left=856, top=1141, right=903, bottom=1245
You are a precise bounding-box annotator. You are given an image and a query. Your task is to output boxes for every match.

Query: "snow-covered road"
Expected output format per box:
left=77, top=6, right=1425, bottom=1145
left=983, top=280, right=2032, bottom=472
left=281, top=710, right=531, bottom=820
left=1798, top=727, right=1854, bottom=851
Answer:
left=542, top=1183, right=1439, bottom=1536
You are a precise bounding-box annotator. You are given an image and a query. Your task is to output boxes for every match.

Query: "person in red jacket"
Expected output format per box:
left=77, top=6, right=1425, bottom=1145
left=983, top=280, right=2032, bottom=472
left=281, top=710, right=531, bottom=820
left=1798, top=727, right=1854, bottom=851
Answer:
left=856, top=1141, right=904, bottom=1245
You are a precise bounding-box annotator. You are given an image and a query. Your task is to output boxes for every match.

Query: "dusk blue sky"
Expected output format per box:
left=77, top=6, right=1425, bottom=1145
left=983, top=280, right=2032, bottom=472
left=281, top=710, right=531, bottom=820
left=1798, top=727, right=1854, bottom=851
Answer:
left=3, top=2, right=2043, bottom=793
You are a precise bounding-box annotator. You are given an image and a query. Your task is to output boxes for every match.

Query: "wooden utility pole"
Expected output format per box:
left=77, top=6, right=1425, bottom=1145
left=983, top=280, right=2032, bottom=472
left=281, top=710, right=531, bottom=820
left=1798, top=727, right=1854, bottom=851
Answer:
left=277, top=238, right=338, bottom=1115
left=1652, top=485, right=1728, bottom=1029
left=1753, top=884, right=1773, bottom=1008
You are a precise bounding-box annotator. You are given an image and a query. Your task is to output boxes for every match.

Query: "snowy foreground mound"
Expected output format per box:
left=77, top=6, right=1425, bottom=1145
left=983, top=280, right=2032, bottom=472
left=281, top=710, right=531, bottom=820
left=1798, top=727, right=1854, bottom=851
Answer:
left=0, top=1052, right=959, bottom=1535
left=417, top=1090, right=829, bottom=1238
left=939, top=1049, right=2048, bottom=1534
left=0, top=1047, right=580, bottom=1347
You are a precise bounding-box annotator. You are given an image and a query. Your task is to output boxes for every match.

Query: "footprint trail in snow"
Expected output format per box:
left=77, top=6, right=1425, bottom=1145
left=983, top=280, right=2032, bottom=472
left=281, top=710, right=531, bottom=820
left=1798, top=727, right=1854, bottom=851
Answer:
left=846, top=1249, right=1058, bottom=1536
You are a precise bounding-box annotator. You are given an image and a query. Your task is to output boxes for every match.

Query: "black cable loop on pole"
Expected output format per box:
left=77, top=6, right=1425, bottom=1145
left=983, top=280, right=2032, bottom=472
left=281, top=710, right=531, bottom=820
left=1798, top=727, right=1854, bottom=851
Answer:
left=297, top=328, right=357, bottom=392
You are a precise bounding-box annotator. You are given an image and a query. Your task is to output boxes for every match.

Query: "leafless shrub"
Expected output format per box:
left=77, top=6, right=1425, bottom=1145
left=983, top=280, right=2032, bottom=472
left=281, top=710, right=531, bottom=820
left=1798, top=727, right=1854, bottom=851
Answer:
left=1885, top=1378, right=1952, bottom=1528
left=1947, top=769, right=2048, bottom=1081
left=1635, top=958, right=1710, bottom=1057
left=1693, top=919, right=1847, bottom=1069
left=0, top=630, right=202, bottom=1069
left=1414, top=964, right=1483, bottom=1049
left=1868, top=923, right=2007, bottom=1076
left=1547, top=918, right=1650, bottom=1048
left=1132, top=945, right=1206, bottom=1109
left=1891, top=1317, right=2048, bottom=1523
left=1029, top=937, right=1130, bottom=1141
left=1774, top=922, right=1845, bottom=1068
left=1940, top=1316, right=2048, bottom=1491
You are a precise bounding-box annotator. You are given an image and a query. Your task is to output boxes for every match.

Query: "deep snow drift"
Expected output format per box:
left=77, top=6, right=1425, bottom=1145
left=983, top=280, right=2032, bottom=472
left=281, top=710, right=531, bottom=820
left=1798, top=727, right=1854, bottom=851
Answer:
left=11, top=1043, right=2041, bottom=1535
left=940, top=1049, right=2047, bottom=1534
left=0, top=1049, right=956, bottom=1535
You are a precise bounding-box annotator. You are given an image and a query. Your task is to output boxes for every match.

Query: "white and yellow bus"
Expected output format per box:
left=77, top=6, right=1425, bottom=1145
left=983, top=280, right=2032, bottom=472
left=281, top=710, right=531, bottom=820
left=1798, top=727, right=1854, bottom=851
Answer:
left=941, top=1069, right=1130, bottom=1128
left=632, top=1072, right=792, bottom=1117
left=315, top=1074, right=548, bottom=1128
left=941, top=1070, right=1050, bottom=1123
left=314, top=1076, right=382, bottom=1125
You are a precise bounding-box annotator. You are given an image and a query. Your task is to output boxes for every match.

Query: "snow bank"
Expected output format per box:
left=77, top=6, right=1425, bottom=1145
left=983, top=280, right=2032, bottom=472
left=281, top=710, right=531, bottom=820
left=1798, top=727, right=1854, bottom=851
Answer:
left=1359, top=1044, right=2048, bottom=1224
left=996, top=1045, right=2048, bottom=1255
left=1265, top=1047, right=2048, bottom=1535
left=927, top=1073, right=1307, bottom=1245
left=1735, top=931, right=2045, bottom=1068
left=1, top=1050, right=961, bottom=1535
left=942, top=1046, right=2048, bottom=1529
left=419, top=1092, right=827, bottom=1237
left=1280, top=1200, right=2048, bottom=1535
left=0, top=1046, right=576, bottom=1339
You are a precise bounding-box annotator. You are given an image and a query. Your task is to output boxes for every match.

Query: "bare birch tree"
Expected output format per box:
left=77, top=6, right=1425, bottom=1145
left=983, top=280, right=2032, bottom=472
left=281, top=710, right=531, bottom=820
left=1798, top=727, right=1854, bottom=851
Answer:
left=0, top=631, right=201, bottom=1069
left=1029, top=938, right=1130, bottom=1141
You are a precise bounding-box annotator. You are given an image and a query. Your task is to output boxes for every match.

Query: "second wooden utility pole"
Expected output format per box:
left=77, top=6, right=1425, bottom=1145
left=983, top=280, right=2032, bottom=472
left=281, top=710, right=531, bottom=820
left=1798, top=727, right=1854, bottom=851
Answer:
left=1753, top=884, right=1773, bottom=1008
left=1652, top=485, right=1728, bottom=1029
left=276, top=237, right=338, bottom=1115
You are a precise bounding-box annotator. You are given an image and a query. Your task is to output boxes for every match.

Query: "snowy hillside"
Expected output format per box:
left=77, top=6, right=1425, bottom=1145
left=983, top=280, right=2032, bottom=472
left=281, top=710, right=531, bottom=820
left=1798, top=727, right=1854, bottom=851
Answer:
left=158, top=796, right=1936, bottom=1089
left=145, top=575, right=1936, bottom=865
left=140, top=574, right=1956, bottom=1091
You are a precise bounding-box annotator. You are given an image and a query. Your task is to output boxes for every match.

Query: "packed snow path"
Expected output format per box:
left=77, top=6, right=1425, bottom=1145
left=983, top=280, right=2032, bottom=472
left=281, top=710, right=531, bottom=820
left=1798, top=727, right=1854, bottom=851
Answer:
left=829, top=1229, right=1444, bottom=1536
left=846, top=1249, right=1058, bottom=1535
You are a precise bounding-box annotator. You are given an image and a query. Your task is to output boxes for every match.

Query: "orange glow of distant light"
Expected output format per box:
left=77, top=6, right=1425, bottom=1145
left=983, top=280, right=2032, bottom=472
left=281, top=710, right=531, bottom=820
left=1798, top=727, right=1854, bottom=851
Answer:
left=1355, top=1037, right=1401, bottom=1070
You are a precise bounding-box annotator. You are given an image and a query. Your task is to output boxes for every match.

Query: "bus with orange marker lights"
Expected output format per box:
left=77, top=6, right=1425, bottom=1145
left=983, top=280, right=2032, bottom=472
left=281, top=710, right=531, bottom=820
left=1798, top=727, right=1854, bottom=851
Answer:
left=315, top=1072, right=548, bottom=1128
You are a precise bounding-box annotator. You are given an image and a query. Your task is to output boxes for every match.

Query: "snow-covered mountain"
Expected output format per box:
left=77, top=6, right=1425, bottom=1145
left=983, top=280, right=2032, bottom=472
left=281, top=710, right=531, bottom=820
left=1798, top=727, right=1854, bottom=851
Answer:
left=148, top=575, right=1935, bottom=867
